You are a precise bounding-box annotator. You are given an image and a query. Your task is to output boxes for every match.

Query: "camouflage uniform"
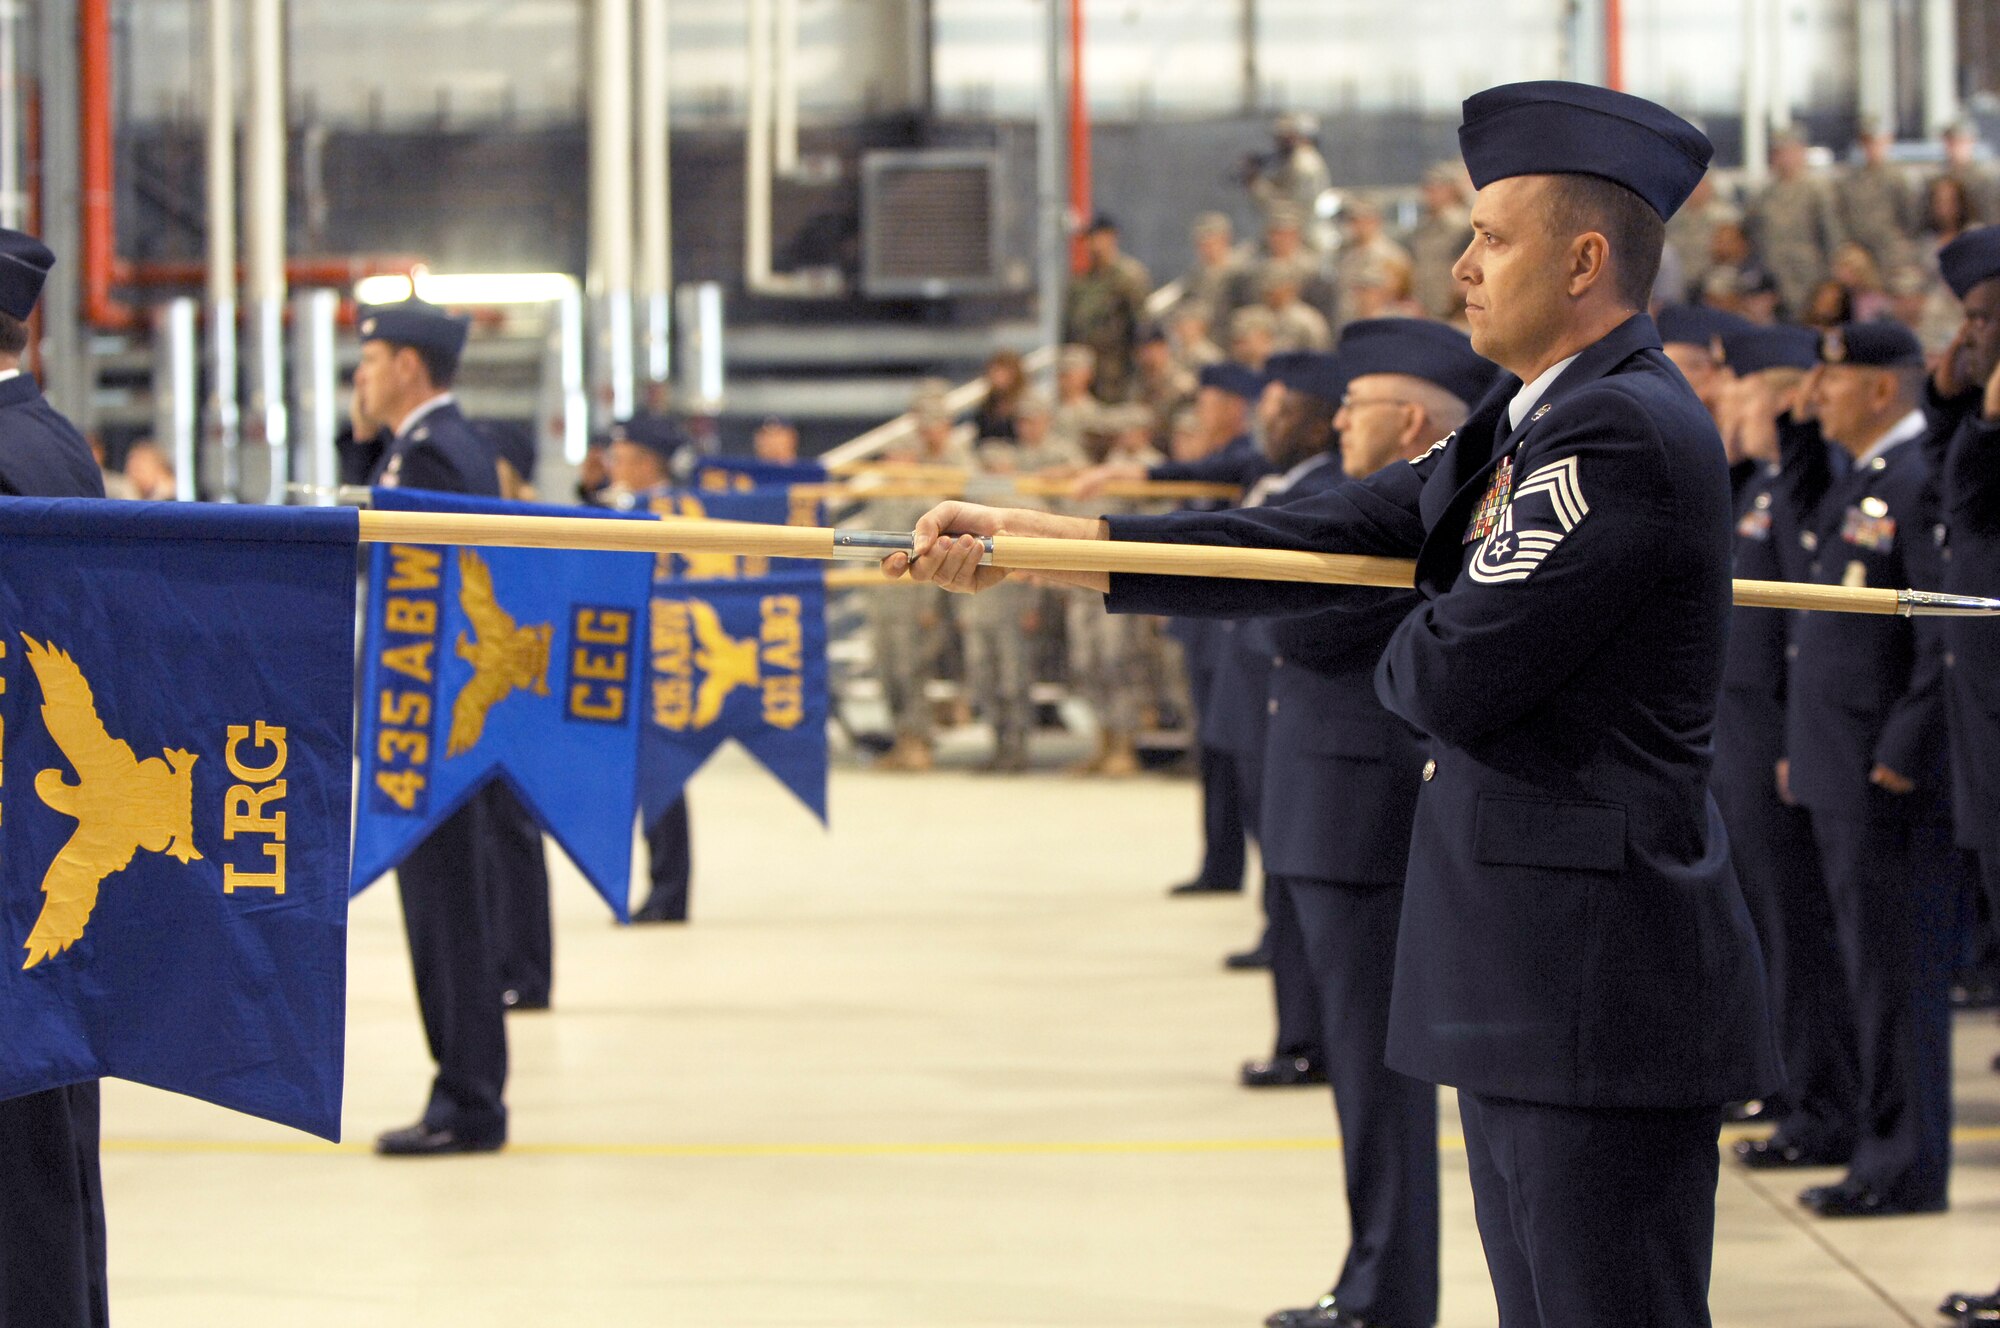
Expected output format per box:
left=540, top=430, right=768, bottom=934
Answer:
left=865, top=398, right=971, bottom=765
left=1063, top=253, right=1152, bottom=402
left=1834, top=161, right=1917, bottom=271
left=1065, top=411, right=1163, bottom=774
left=1749, top=174, right=1845, bottom=319
left=1406, top=203, right=1473, bottom=320
left=1249, top=120, right=1333, bottom=245
left=959, top=419, right=1085, bottom=770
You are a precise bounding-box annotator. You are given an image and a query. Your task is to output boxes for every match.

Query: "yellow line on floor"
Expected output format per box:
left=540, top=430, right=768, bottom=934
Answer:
left=90, top=1123, right=2000, bottom=1160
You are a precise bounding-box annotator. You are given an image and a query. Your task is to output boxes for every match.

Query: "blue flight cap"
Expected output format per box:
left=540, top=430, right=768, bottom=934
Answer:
left=358, top=298, right=472, bottom=374
left=1335, top=317, right=1500, bottom=407
left=1198, top=361, right=1266, bottom=402
left=1715, top=324, right=1819, bottom=375
left=611, top=414, right=693, bottom=464
left=1457, top=81, right=1713, bottom=219
left=1654, top=304, right=1753, bottom=350
left=1263, top=351, right=1349, bottom=406
left=1819, top=321, right=1924, bottom=369
left=1939, top=225, right=2000, bottom=299
left=475, top=419, right=538, bottom=478
left=0, top=228, right=54, bottom=321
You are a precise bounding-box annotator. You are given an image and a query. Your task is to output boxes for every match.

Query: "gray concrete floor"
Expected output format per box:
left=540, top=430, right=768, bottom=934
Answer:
left=100, top=741, right=2000, bottom=1327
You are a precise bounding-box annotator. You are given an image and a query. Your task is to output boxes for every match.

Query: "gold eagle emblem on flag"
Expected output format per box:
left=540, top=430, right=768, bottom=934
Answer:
left=18, top=635, right=202, bottom=970
left=446, top=549, right=554, bottom=757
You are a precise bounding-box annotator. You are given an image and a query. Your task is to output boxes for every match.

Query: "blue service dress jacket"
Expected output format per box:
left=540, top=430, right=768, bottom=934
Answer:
left=1099, top=313, right=1782, bottom=1109
left=1199, top=456, right=1349, bottom=760
left=1148, top=432, right=1275, bottom=489
left=1261, top=585, right=1428, bottom=887
left=1714, top=419, right=1840, bottom=808
left=1154, top=433, right=1276, bottom=676
left=1923, top=385, right=2000, bottom=849
left=370, top=399, right=501, bottom=498
left=1785, top=424, right=1950, bottom=824
left=0, top=375, right=105, bottom=499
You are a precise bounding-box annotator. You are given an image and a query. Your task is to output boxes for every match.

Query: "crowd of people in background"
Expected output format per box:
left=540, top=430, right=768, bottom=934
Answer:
left=857, top=111, right=2000, bottom=785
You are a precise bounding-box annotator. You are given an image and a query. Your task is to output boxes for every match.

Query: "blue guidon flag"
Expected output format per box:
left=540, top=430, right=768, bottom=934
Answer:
left=352, top=489, right=653, bottom=919
left=640, top=488, right=829, bottom=827
left=0, top=500, right=357, bottom=1140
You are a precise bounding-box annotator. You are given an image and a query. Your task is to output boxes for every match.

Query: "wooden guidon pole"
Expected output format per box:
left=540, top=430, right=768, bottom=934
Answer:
left=351, top=510, right=1999, bottom=618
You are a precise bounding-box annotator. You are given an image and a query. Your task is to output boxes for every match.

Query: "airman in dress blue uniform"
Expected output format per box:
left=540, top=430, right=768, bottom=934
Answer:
left=361, top=299, right=526, bottom=1157
left=609, top=415, right=701, bottom=923
left=1924, top=221, right=2000, bottom=1328
left=0, top=229, right=113, bottom=1328
left=1928, top=227, right=2000, bottom=1067
left=1710, top=324, right=1863, bottom=1172
left=1259, top=319, right=1498, bottom=1328
left=894, top=82, right=1782, bottom=1328
left=1080, top=363, right=1271, bottom=902
left=1783, top=321, right=1958, bottom=1218
left=1208, top=351, right=1348, bottom=1090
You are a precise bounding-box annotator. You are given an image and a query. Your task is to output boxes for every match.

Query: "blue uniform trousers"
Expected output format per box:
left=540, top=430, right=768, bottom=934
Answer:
left=486, top=782, right=553, bottom=1007
left=638, top=797, right=693, bottom=921
left=1711, top=764, right=1857, bottom=1155
left=1188, top=657, right=1246, bottom=891
left=1240, top=756, right=1318, bottom=1062
left=0, top=1085, right=108, bottom=1328
left=1805, top=812, right=1958, bottom=1206
left=1285, top=877, right=1438, bottom=1328
left=399, top=785, right=511, bottom=1144
left=1460, top=1092, right=1722, bottom=1328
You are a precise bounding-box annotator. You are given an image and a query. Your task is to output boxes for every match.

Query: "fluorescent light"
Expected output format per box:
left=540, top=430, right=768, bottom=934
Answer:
left=352, top=271, right=580, bottom=306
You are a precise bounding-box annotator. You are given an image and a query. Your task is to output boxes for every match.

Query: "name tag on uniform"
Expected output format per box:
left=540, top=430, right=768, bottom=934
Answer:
left=1840, top=504, right=1896, bottom=553
left=1463, top=455, right=1514, bottom=544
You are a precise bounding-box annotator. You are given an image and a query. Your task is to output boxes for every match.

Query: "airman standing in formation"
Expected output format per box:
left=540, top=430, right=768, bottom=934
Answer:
left=0, top=229, right=113, bottom=1328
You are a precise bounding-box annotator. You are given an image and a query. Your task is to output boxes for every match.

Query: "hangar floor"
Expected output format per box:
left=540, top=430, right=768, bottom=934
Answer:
left=100, top=742, right=2000, bottom=1327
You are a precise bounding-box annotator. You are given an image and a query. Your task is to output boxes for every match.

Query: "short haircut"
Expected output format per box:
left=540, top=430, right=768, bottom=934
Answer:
left=1540, top=174, right=1666, bottom=311
left=411, top=342, right=458, bottom=390
left=1377, top=373, right=1472, bottom=435
left=0, top=312, right=29, bottom=357
left=383, top=339, right=457, bottom=390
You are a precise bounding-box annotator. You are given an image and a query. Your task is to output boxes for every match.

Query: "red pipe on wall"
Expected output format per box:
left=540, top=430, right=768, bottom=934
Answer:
left=1067, top=0, right=1091, bottom=274
left=76, top=0, right=425, bottom=331
left=79, top=0, right=139, bottom=330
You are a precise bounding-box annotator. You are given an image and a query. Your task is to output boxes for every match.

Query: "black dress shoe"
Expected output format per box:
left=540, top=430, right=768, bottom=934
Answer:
left=631, top=897, right=688, bottom=923
left=501, top=988, right=550, bottom=1012
left=1797, top=1182, right=1945, bottom=1218
left=1240, top=1055, right=1327, bottom=1088
left=375, top=1123, right=505, bottom=1157
left=1265, top=1292, right=1380, bottom=1327
left=1940, top=1286, right=2000, bottom=1319
left=1167, top=879, right=1241, bottom=896
left=1224, top=945, right=1272, bottom=970
left=1733, top=1136, right=1849, bottom=1169
left=1991, top=1049, right=2000, bottom=1075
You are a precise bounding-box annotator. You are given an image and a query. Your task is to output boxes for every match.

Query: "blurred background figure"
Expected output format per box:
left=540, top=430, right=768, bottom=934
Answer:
left=1751, top=128, right=1846, bottom=320
left=752, top=417, right=801, bottom=464
left=1247, top=112, right=1332, bottom=244
left=1063, top=215, right=1150, bottom=403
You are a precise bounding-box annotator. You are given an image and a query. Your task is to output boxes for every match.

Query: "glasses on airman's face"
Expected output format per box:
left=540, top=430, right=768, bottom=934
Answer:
left=1339, top=394, right=1411, bottom=412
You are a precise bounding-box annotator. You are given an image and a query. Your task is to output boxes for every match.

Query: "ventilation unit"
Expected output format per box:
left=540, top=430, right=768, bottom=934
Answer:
left=860, top=150, right=1003, bottom=298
